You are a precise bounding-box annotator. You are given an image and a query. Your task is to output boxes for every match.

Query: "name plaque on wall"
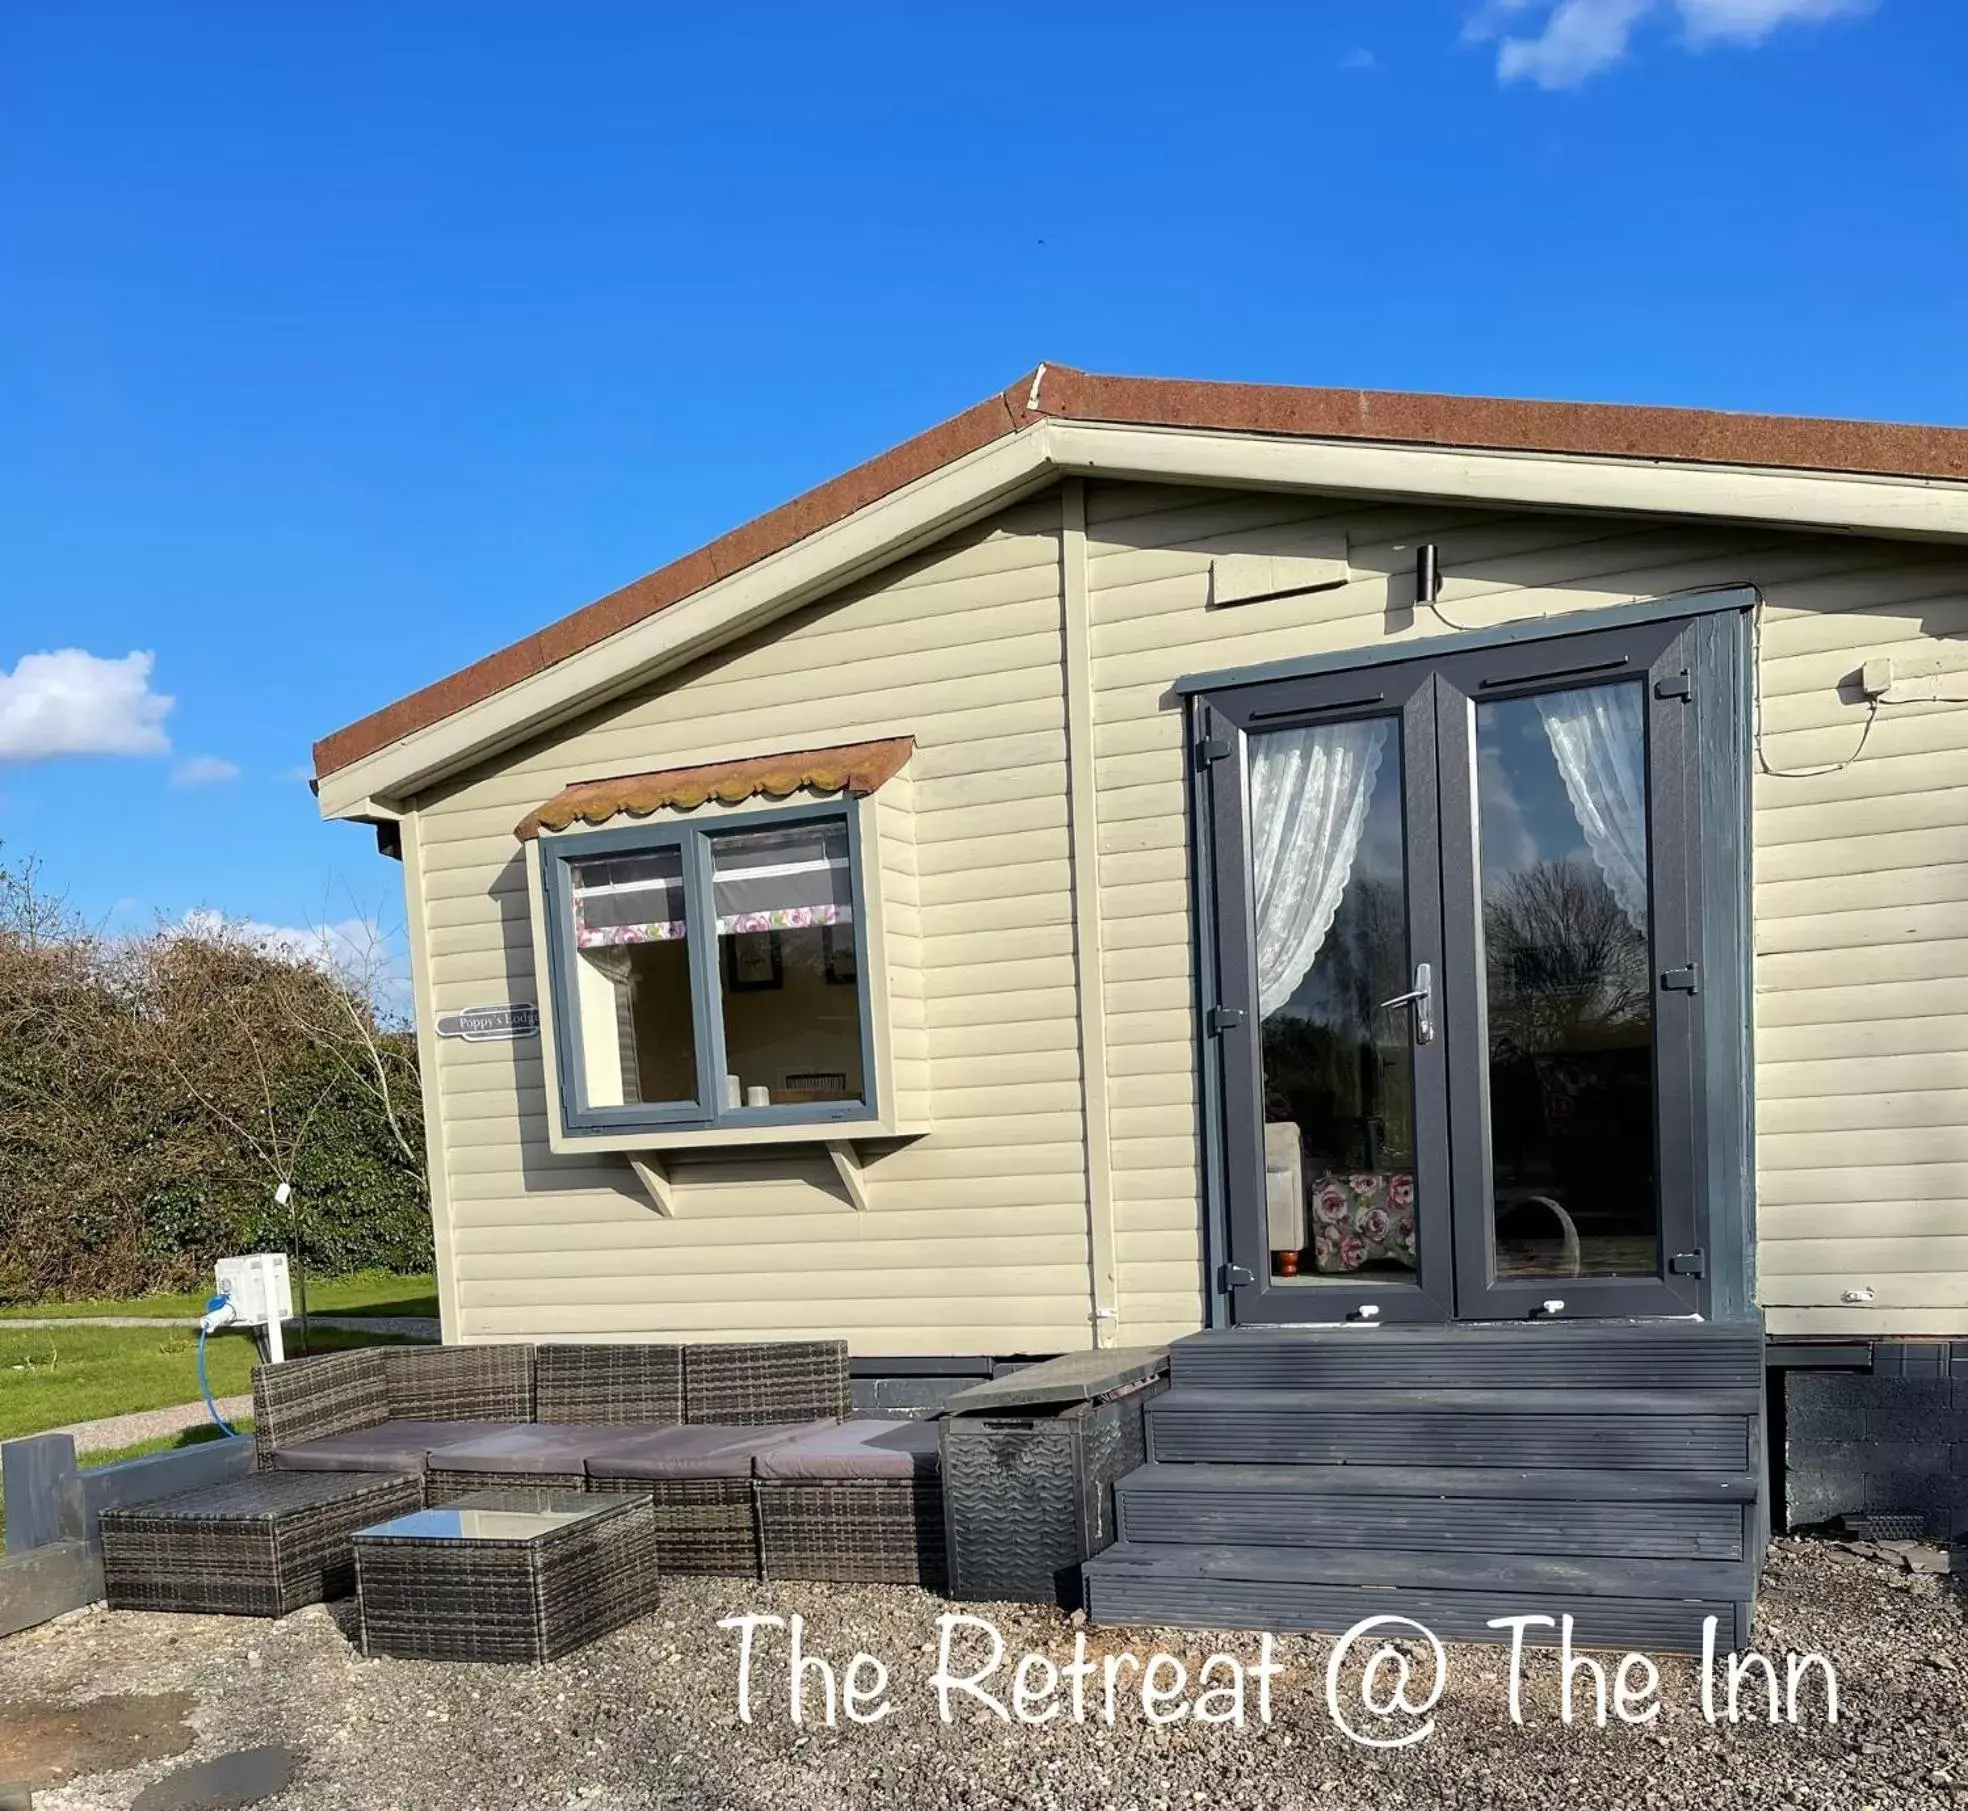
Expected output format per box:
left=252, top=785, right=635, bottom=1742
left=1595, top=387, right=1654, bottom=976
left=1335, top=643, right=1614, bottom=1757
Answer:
left=434, top=1002, right=541, bottom=1042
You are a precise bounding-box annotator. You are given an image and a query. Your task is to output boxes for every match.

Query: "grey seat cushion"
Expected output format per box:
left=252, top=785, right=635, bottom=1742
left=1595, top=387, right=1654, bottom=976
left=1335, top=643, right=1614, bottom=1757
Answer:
left=582, top=1421, right=830, bottom=1482
left=753, top=1418, right=943, bottom=1482
left=272, top=1419, right=521, bottom=1476
left=424, top=1423, right=620, bottom=1475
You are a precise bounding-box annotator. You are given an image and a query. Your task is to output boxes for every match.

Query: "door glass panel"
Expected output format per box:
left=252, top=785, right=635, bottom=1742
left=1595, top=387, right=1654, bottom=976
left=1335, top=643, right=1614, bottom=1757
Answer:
left=1475, top=682, right=1657, bottom=1280
left=1249, top=717, right=1418, bottom=1284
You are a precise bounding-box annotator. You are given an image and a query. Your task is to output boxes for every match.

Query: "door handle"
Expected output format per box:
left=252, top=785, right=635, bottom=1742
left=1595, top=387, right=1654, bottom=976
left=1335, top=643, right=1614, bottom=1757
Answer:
left=1377, top=961, right=1434, bottom=1045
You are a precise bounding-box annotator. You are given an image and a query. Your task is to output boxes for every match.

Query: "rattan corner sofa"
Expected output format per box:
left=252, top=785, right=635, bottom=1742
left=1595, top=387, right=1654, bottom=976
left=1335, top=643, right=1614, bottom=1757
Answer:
left=249, top=1339, right=944, bottom=1585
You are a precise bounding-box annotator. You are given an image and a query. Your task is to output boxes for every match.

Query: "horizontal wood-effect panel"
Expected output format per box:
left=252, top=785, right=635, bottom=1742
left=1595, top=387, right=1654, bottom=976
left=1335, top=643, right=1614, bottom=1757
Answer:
left=1100, top=976, right=1194, bottom=1017
left=1757, top=1087, right=1968, bottom=1135
left=1761, top=1198, right=1968, bottom=1242
left=1756, top=979, right=1968, bottom=1030
left=1108, top=1038, right=1196, bottom=1079
left=1755, top=786, right=1968, bottom=850
left=924, top=982, right=1081, bottom=1030
left=1097, top=776, right=1188, bottom=829
left=449, top=1184, right=1088, bottom=1234
left=919, top=877, right=1074, bottom=931
left=1757, top=913, right=1968, bottom=965
left=1759, top=1272, right=1968, bottom=1309
left=1754, top=702, right=1968, bottom=775
left=452, top=1259, right=1092, bottom=1305
left=1760, top=1125, right=1968, bottom=1169
left=1756, top=1160, right=1968, bottom=1207
left=913, top=790, right=1069, bottom=843
left=923, top=1014, right=1080, bottom=1059
left=1097, top=847, right=1187, bottom=891
left=923, top=953, right=1078, bottom=1005
left=1108, top=1070, right=1196, bottom=1111
left=1103, top=941, right=1194, bottom=986
left=455, top=1305, right=1092, bottom=1349
left=1103, top=1006, right=1194, bottom=1049
left=911, top=729, right=1067, bottom=785
left=1759, top=1047, right=1968, bottom=1097
left=1111, top=1104, right=1204, bottom=1142
left=1752, top=742, right=1968, bottom=816
left=1108, top=1134, right=1199, bottom=1173
left=1100, top=813, right=1186, bottom=858
left=1758, top=1235, right=1968, bottom=1277
left=1757, top=822, right=1968, bottom=886
left=1768, top=1306, right=1968, bottom=1336
left=917, top=842, right=1070, bottom=895
left=1100, top=887, right=1190, bottom=933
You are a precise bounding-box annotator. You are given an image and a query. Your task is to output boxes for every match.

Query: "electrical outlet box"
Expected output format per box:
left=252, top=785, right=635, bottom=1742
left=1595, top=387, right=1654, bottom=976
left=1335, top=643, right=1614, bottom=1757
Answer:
left=215, top=1253, right=293, bottom=1328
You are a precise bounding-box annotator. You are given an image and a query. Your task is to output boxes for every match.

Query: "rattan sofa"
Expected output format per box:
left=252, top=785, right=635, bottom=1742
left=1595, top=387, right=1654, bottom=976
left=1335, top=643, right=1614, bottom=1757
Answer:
left=250, top=1338, right=944, bottom=1584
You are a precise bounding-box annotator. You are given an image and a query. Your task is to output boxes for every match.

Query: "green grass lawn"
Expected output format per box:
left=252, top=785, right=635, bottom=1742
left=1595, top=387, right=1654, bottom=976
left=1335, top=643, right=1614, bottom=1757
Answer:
left=0, top=1322, right=416, bottom=1447
left=1, top=1269, right=439, bottom=1322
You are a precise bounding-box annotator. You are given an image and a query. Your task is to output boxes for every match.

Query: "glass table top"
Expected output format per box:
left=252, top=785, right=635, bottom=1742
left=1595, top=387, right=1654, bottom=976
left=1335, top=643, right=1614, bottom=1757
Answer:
left=357, top=1489, right=621, bottom=1545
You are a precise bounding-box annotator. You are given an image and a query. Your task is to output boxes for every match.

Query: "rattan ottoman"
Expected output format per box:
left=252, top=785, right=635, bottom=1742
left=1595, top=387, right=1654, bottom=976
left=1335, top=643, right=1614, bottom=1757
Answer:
left=353, top=1488, right=659, bottom=1664
left=101, top=1470, right=421, bottom=1617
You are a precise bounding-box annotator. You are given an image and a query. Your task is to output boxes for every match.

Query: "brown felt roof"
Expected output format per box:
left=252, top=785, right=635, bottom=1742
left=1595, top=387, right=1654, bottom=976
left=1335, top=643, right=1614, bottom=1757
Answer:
left=514, top=737, right=916, bottom=841
left=314, top=364, right=1968, bottom=782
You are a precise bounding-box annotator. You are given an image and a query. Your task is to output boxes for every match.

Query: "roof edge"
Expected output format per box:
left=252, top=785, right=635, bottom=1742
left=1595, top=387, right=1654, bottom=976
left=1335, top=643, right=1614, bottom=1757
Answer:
left=314, top=363, right=1968, bottom=785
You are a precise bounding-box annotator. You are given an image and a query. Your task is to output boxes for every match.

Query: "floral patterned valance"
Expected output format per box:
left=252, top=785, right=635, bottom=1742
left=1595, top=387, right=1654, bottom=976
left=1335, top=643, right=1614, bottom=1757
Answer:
left=516, top=737, right=914, bottom=841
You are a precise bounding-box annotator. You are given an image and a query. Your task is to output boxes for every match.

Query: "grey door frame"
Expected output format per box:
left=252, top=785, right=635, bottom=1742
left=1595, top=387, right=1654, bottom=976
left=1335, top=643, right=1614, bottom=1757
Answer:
left=1186, top=591, right=1755, bottom=1328
left=1198, top=662, right=1457, bottom=1325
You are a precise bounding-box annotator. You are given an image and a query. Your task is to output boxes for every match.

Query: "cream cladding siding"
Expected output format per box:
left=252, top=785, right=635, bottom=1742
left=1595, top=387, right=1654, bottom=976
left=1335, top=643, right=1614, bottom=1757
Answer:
left=1081, top=480, right=1968, bottom=1343
left=408, top=498, right=1096, bottom=1352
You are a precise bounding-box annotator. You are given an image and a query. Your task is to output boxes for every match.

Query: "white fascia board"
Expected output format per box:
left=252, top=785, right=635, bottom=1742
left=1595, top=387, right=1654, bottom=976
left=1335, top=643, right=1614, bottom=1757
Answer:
left=1043, top=420, right=1968, bottom=544
left=315, top=424, right=1057, bottom=819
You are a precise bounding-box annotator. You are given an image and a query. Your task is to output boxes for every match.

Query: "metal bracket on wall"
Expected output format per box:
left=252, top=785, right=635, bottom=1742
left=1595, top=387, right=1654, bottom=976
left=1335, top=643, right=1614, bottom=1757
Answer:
left=626, top=1153, right=680, bottom=1218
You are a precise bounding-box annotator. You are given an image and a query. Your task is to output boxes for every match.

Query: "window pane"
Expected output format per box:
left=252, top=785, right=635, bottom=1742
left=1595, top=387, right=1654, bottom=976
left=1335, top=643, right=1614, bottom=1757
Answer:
left=712, top=823, right=864, bottom=1108
left=567, top=847, right=698, bottom=1107
left=1249, top=717, right=1419, bottom=1285
left=1475, top=682, right=1658, bottom=1281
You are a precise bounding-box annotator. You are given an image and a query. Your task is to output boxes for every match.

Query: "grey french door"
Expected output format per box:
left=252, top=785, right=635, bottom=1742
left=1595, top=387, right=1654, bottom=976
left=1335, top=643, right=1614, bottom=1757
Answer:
left=1199, top=616, right=1707, bottom=1324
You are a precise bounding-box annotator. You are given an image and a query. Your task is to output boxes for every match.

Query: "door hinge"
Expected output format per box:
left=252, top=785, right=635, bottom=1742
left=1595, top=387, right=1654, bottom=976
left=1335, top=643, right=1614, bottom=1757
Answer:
left=1206, top=1005, right=1247, bottom=1034
left=1655, top=673, right=1693, bottom=701
left=1669, top=1249, right=1707, bottom=1278
left=1220, top=1263, right=1255, bottom=1290
left=1660, top=964, right=1700, bottom=994
left=1195, top=735, right=1233, bottom=768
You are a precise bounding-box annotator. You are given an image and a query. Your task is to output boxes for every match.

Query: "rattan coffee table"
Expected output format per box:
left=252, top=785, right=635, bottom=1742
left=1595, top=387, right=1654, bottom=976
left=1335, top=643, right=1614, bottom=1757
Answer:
left=352, top=1488, right=659, bottom=1664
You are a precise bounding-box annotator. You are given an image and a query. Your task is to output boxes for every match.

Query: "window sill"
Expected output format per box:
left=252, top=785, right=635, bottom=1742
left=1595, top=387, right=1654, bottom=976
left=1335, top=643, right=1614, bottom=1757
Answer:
left=544, top=1110, right=928, bottom=1158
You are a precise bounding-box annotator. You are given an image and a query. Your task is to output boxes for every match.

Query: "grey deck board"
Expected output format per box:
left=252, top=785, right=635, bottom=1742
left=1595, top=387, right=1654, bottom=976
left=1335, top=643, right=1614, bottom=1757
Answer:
left=1086, top=1538, right=1755, bottom=1599
left=1151, top=1385, right=1761, bottom=1415
left=1116, top=1461, right=1759, bottom=1501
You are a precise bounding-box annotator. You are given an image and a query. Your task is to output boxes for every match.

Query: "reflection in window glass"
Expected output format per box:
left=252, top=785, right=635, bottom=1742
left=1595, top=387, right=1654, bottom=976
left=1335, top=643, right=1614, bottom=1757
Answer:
left=1248, top=718, right=1419, bottom=1284
left=1476, top=682, right=1657, bottom=1280
left=712, top=823, right=865, bottom=1108
left=567, top=847, right=699, bottom=1107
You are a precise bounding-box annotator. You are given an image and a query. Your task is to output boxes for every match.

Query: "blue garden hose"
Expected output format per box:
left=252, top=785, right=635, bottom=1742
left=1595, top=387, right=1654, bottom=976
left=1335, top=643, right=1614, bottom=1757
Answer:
left=199, top=1295, right=239, bottom=1436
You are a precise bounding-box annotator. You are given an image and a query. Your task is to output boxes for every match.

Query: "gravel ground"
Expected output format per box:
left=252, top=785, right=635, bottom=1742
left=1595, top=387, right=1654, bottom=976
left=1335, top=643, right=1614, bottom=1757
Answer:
left=1, top=1535, right=1961, bottom=1811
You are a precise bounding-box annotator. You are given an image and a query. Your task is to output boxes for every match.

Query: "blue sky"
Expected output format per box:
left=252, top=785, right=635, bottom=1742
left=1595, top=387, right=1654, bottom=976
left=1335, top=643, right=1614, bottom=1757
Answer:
left=2, top=0, right=1961, bottom=964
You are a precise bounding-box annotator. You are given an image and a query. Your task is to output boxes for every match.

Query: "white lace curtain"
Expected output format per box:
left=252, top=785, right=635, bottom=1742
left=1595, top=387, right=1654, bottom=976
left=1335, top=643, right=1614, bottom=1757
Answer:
left=1534, top=685, right=1649, bottom=934
left=1249, top=719, right=1388, bottom=1019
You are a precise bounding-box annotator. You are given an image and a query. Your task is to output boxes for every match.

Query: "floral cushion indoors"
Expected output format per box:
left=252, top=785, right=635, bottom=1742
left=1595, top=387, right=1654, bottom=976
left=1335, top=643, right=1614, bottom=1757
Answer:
left=1310, top=1171, right=1417, bottom=1273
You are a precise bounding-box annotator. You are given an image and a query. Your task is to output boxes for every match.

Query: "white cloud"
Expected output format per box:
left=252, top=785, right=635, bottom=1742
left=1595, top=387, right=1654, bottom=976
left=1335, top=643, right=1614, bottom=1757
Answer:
left=171, top=755, right=242, bottom=788
left=1474, top=0, right=1873, bottom=86
left=1678, top=0, right=1873, bottom=43
left=0, top=649, right=173, bottom=763
left=1341, top=46, right=1377, bottom=70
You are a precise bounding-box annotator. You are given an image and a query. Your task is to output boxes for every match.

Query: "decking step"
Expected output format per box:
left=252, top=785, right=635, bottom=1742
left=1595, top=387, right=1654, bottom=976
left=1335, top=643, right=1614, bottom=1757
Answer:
left=1148, top=1386, right=1758, bottom=1471
left=1171, top=1323, right=1765, bottom=1393
left=1116, top=1463, right=1752, bottom=1559
left=1081, top=1540, right=1753, bottom=1653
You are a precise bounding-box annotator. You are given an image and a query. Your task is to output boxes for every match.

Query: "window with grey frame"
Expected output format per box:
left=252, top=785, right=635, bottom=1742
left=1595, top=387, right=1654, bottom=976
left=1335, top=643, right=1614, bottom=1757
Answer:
left=538, top=803, right=878, bottom=1135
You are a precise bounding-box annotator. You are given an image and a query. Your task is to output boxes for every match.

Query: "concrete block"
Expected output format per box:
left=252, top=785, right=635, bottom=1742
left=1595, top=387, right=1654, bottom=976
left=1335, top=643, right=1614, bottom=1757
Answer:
left=1784, top=1466, right=1864, bottom=1529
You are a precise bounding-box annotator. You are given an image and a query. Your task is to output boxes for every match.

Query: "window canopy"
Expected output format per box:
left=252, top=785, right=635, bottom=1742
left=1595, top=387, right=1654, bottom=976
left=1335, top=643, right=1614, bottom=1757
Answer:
left=515, top=737, right=914, bottom=841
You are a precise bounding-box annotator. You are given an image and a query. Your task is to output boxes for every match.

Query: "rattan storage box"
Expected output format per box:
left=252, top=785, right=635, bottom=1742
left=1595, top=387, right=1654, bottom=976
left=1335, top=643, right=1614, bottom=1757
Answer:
left=940, top=1349, right=1167, bottom=1607
left=100, top=1470, right=422, bottom=1618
